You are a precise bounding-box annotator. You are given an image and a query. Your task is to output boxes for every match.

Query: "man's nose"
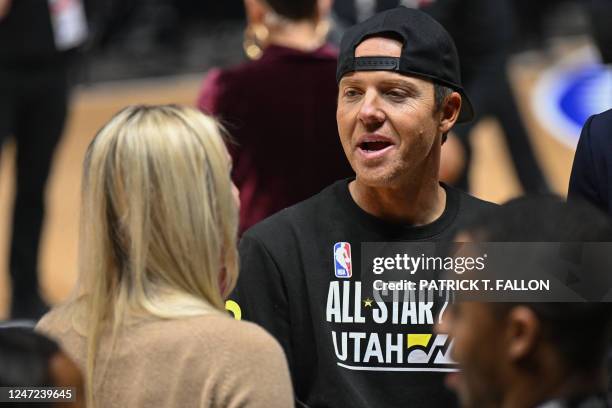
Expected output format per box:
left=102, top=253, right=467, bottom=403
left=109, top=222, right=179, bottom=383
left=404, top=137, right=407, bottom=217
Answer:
left=357, top=90, right=385, bottom=129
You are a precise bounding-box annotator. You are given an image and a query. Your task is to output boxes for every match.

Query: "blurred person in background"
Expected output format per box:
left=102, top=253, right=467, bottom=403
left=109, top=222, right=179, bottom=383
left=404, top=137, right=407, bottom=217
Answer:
left=36, top=105, right=294, bottom=408
left=569, top=107, right=612, bottom=215
left=197, top=0, right=353, bottom=234
left=331, top=0, right=550, bottom=193
left=0, top=326, right=85, bottom=407
left=423, top=0, right=550, bottom=193
left=0, top=0, right=87, bottom=319
left=568, top=0, right=612, bottom=214
left=439, top=197, right=612, bottom=408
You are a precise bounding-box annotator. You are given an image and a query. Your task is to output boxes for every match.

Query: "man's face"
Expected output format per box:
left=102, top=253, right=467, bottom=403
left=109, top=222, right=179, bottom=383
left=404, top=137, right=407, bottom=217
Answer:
left=336, top=36, right=442, bottom=188
left=437, top=302, right=507, bottom=408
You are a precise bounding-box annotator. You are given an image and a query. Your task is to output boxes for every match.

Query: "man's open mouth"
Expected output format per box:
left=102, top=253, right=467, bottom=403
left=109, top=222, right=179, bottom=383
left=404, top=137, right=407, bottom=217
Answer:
left=359, top=141, right=393, bottom=152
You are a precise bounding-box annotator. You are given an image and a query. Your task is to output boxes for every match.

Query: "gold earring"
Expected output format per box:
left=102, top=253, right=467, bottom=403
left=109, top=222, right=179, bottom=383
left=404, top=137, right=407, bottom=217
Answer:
left=243, top=23, right=269, bottom=60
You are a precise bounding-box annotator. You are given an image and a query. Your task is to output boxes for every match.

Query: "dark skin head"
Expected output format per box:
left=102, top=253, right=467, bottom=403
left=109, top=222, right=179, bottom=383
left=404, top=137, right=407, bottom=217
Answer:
left=438, top=301, right=547, bottom=408
left=436, top=234, right=608, bottom=408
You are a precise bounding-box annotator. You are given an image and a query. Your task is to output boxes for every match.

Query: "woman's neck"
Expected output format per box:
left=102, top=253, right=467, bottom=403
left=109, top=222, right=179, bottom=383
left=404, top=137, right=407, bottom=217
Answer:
left=267, top=20, right=325, bottom=52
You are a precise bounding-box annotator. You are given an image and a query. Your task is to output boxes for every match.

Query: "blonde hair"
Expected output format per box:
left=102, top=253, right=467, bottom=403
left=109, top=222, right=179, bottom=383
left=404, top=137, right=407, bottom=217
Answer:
left=74, top=105, right=238, bottom=406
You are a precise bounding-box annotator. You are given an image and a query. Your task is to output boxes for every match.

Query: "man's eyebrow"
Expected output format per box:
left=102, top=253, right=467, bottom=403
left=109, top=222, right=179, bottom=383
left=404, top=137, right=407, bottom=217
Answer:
left=338, top=77, right=361, bottom=87
left=379, top=79, right=420, bottom=91
left=339, top=77, right=421, bottom=92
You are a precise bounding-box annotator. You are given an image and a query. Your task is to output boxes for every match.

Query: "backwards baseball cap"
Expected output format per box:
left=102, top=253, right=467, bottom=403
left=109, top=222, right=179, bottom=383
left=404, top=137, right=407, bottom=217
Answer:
left=336, top=7, right=474, bottom=123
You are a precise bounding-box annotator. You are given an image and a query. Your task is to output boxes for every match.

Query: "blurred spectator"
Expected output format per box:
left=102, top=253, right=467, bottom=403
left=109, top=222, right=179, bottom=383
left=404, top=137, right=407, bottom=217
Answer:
left=568, top=1, right=612, bottom=215
left=0, top=326, right=84, bottom=407
left=198, top=0, right=353, bottom=234
left=0, top=0, right=87, bottom=319
left=36, top=106, right=294, bottom=408
left=332, top=0, right=551, bottom=194
left=440, top=196, right=612, bottom=408
left=568, top=109, right=612, bottom=214
left=423, top=0, right=550, bottom=193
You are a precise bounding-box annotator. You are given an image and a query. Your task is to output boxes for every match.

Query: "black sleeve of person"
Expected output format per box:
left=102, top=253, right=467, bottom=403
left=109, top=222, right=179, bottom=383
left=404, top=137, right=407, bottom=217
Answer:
left=230, top=234, right=294, bottom=369
left=568, top=115, right=608, bottom=213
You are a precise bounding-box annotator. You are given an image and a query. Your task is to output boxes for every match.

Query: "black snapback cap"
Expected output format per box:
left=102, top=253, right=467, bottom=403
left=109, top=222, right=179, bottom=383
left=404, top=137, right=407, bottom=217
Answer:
left=336, top=7, right=474, bottom=123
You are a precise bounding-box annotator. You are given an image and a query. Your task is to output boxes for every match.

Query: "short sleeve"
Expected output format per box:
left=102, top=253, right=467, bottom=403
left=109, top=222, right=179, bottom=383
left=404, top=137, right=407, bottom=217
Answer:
left=229, top=234, right=294, bottom=365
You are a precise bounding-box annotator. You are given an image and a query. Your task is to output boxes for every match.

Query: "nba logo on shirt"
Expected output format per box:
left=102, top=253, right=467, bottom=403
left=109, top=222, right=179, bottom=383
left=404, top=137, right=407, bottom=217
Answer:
left=334, top=242, right=352, bottom=278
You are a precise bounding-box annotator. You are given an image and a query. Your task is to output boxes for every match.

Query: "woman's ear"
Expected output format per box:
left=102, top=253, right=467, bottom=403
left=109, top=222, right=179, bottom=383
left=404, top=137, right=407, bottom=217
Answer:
left=439, top=91, right=462, bottom=135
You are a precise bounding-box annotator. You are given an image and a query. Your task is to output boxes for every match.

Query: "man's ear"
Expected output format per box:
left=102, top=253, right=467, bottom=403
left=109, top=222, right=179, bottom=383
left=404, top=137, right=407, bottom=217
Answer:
left=439, top=91, right=461, bottom=135
left=506, top=306, right=540, bottom=362
left=244, top=0, right=266, bottom=25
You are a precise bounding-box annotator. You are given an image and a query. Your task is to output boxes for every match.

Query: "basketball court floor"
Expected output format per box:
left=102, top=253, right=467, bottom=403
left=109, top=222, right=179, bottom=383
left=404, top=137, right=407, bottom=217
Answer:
left=0, top=38, right=608, bottom=318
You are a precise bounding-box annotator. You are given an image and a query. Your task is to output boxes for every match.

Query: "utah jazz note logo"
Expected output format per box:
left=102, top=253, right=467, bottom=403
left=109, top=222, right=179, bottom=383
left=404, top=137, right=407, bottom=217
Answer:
left=334, top=242, right=352, bottom=278
left=406, top=333, right=455, bottom=366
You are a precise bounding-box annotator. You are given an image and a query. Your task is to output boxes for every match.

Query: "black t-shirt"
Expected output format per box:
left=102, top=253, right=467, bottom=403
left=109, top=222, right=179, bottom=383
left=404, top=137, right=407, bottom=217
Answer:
left=231, top=179, right=497, bottom=408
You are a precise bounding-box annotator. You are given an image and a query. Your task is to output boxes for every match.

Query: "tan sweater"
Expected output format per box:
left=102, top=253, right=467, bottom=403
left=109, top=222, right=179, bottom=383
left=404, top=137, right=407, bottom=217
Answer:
left=37, top=309, right=294, bottom=408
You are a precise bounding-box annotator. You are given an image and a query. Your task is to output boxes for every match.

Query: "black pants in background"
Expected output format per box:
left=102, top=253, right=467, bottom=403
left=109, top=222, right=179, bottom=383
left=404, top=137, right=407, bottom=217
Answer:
left=0, top=62, right=69, bottom=318
left=453, top=54, right=549, bottom=193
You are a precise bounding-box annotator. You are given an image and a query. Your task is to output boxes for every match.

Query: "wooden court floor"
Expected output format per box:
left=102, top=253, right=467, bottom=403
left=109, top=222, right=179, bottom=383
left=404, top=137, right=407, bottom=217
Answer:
left=0, top=59, right=576, bottom=319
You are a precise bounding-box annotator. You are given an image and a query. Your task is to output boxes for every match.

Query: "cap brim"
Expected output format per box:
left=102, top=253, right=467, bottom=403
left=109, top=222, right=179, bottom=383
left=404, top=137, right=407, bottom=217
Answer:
left=457, top=90, right=475, bottom=124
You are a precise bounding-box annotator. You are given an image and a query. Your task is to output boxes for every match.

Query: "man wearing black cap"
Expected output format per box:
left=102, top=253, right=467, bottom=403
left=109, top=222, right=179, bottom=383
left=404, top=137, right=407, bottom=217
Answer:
left=230, top=7, right=496, bottom=407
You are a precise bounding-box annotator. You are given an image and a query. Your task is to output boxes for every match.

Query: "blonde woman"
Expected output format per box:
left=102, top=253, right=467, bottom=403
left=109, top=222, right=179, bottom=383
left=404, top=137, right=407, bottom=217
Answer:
left=36, top=105, right=293, bottom=408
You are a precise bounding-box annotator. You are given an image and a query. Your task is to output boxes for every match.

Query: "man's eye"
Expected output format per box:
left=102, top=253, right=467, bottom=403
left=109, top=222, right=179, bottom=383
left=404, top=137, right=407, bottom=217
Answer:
left=386, top=89, right=408, bottom=99
left=343, top=89, right=360, bottom=98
